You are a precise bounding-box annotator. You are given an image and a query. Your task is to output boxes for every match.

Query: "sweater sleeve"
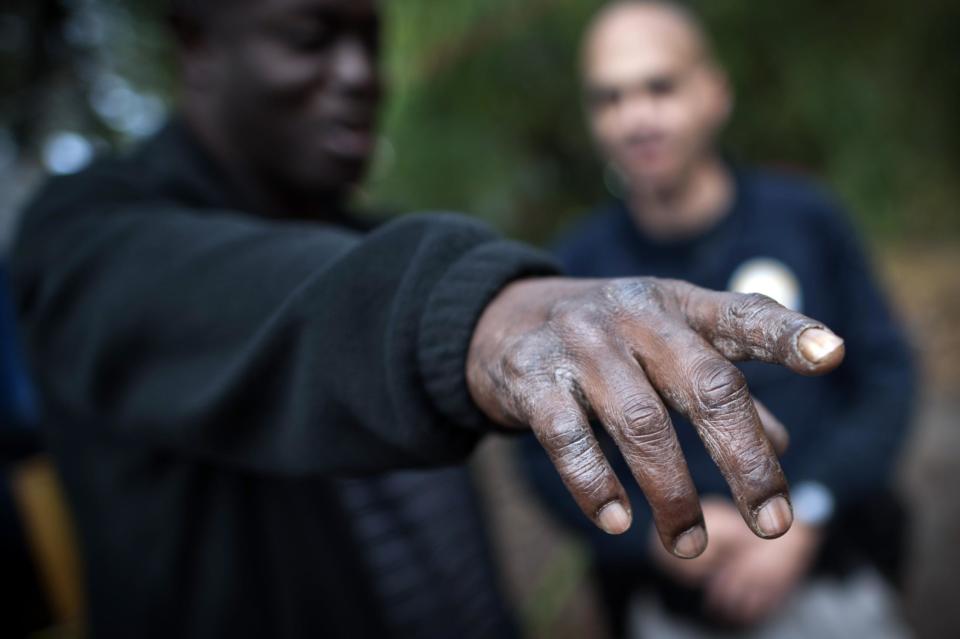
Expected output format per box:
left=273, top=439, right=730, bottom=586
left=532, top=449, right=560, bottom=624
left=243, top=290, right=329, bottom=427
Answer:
left=11, top=174, right=557, bottom=477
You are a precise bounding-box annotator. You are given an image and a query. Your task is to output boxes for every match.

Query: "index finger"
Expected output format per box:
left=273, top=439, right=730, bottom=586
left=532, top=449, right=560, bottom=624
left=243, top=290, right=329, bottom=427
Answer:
left=675, top=284, right=845, bottom=375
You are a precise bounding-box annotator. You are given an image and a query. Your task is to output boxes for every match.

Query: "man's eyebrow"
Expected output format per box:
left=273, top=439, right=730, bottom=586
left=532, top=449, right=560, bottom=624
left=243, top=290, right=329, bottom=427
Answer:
left=646, top=73, right=677, bottom=86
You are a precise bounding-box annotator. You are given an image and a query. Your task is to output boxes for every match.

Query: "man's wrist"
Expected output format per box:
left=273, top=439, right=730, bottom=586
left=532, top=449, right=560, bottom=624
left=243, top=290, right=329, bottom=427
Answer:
left=419, top=238, right=558, bottom=431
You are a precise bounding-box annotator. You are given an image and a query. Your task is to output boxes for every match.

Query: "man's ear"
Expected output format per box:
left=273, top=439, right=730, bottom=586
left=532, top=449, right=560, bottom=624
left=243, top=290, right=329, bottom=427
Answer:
left=714, top=67, right=734, bottom=128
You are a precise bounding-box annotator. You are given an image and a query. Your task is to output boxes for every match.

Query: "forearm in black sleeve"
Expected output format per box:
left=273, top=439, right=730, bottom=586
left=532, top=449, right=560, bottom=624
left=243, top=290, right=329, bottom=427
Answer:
left=13, top=196, right=557, bottom=475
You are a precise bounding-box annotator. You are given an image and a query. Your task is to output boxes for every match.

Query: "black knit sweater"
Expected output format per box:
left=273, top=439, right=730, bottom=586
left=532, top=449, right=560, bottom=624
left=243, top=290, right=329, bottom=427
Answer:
left=11, top=120, right=557, bottom=638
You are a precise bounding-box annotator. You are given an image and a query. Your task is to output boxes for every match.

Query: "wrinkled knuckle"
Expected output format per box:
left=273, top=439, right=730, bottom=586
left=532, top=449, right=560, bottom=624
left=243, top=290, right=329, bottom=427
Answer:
left=620, top=394, right=670, bottom=433
left=500, top=347, right=531, bottom=380
left=542, top=427, right=609, bottom=495
left=541, top=419, right=589, bottom=454
left=729, top=292, right=779, bottom=323
left=600, top=277, right=665, bottom=315
left=546, top=304, right=608, bottom=349
left=621, top=422, right=674, bottom=452
left=568, top=458, right=610, bottom=496
left=726, top=446, right=781, bottom=492
left=737, top=447, right=774, bottom=482
left=692, top=359, right=749, bottom=413
left=546, top=298, right=592, bottom=326
left=500, top=332, right=554, bottom=380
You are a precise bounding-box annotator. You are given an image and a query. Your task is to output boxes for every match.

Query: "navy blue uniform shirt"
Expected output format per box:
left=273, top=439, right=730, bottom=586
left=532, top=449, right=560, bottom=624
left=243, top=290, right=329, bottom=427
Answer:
left=521, top=166, right=915, bottom=565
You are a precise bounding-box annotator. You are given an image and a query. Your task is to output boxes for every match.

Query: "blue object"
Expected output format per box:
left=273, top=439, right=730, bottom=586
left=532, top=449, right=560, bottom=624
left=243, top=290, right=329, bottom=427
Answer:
left=0, top=260, right=39, bottom=452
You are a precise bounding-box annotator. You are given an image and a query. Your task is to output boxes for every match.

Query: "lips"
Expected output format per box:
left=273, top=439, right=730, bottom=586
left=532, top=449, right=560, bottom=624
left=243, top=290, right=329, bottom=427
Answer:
left=621, top=135, right=669, bottom=167
left=310, top=96, right=379, bottom=161
left=323, top=119, right=376, bottom=159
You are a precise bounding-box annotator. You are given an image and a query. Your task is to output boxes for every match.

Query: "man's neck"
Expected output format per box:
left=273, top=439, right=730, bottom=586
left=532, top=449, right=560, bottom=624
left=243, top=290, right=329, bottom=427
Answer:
left=627, top=156, right=734, bottom=241
left=181, top=108, right=345, bottom=221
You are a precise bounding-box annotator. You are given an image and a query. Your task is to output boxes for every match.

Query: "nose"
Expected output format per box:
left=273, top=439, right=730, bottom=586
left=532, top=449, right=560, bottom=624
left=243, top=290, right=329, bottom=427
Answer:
left=617, top=92, right=659, bottom=131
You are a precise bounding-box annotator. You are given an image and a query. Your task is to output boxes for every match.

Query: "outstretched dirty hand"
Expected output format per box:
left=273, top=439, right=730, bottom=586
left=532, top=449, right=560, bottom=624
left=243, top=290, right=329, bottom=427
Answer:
left=467, top=277, right=844, bottom=558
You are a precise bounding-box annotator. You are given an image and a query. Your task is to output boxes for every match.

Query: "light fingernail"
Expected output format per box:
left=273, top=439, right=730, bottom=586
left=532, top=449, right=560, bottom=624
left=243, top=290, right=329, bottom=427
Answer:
left=598, top=501, right=631, bottom=535
left=756, top=496, right=793, bottom=537
left=673, top=525, right=707, bottom=558
left=799, top=328, right=844, bottom=364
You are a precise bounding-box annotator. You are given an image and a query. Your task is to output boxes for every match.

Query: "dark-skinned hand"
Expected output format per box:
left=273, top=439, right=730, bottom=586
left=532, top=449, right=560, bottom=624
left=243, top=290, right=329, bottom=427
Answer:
left=650, top=496, right=821, bottom=625
left=466, top=277, right=843, bottom=559
left=703, top=503, right=821, bottom=625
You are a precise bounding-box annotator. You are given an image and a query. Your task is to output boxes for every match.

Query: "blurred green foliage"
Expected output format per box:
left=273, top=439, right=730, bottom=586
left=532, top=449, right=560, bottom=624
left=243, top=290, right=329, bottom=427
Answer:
left=4, top=0, right=958, bottom=243
left=370, top=0, right=960, bottom=244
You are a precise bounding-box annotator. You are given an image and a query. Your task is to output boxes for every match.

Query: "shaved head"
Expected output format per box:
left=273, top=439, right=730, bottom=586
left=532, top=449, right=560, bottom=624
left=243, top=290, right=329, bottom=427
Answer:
left=582, top=1, right=716, bottom=79
left=580, top=0, right=731, bottom=192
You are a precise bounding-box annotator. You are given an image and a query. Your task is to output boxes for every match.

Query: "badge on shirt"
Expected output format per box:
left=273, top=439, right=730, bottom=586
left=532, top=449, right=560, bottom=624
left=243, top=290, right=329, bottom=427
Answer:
left=727, top=258, right=802, bottom=312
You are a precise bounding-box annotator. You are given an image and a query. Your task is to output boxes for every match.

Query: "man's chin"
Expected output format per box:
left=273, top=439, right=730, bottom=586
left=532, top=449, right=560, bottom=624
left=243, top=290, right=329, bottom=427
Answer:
left=296, top=157, right=370, bottom=193
left=626, top=168, right=683, bottom=193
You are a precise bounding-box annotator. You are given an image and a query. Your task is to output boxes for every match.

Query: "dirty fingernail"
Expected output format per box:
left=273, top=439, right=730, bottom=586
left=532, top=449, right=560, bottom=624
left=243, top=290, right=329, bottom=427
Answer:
left=673, top=525, right=707, bottom=558
left=799, top=328, right=844, bottom=364
left=598, top=501, right=631, bottom=535
left=756, top=496, right=793, bottom=537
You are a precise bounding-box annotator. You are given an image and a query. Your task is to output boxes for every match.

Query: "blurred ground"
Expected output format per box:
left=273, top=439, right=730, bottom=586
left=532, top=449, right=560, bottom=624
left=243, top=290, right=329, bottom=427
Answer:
left=473, top=241, right=960, bottom=639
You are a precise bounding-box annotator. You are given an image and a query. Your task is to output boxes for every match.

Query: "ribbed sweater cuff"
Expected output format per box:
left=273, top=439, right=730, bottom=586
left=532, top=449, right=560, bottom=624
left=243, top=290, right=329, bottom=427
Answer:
left=418, top=240, right=559, bottom=431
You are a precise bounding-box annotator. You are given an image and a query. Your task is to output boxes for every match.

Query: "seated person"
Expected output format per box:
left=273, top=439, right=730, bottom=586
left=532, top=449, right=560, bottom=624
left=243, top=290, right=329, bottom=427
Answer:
left=520, top=1, right=915, bottom=635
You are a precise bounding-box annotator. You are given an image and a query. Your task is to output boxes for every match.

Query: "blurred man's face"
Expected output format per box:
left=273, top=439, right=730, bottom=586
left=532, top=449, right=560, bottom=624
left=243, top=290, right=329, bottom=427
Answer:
left=187, top=0, right=382, bottom=197
left=582, top=4, right=730, bottom=190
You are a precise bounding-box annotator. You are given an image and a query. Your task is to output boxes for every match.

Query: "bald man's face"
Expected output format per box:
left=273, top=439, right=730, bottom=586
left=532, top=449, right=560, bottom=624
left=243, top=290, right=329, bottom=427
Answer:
left=582, top=5, right=730, bottom=190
